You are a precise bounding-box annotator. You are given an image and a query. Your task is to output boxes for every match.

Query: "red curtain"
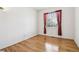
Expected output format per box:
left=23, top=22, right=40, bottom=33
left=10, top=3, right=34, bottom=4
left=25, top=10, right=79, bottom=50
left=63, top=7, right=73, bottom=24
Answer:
left=44, top=10, right=62, bottom=35
left=44, top=13, right=47, bottom=34
left=56, top=10, right=62, bottom=36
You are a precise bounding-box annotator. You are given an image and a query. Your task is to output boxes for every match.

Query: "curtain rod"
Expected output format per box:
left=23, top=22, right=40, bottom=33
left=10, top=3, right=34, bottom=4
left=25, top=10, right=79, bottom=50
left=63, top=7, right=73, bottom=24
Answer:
left=44, top=10, right=62, bottom=14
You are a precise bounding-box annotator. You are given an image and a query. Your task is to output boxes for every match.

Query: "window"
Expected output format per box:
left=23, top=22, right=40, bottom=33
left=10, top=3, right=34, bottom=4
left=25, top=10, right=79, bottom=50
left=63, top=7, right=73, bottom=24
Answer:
left=46, top=13, right=57, bottom=27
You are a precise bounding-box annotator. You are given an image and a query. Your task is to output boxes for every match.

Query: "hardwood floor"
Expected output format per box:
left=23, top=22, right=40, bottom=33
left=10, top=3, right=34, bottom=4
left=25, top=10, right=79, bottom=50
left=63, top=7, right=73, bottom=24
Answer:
left=1, top=35, right=79, bottom=52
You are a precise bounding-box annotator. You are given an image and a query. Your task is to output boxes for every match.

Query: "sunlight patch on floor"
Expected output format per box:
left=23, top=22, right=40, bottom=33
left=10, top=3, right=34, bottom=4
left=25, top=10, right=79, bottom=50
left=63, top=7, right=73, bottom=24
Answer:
left=45, top=43, right=59, bottom=52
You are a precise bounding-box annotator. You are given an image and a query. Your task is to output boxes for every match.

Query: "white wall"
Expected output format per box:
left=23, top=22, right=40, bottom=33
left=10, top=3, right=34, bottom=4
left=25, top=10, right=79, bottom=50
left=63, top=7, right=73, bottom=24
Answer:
left=0, top=7, right=38, bottom=49
left=38, top=7, right=75, bottom=39
left=75, top=7, right=79, bottom=47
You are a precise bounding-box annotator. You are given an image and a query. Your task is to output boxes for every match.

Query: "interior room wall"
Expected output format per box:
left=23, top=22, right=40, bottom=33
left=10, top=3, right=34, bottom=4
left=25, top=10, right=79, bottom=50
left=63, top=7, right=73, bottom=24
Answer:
left=0, top=7, right=76, bottom=49
left=0, top=7, right=38, bottom=49
left=75, top=7, right=79, bottom=47
left=38, top=7, right=75, bottom=39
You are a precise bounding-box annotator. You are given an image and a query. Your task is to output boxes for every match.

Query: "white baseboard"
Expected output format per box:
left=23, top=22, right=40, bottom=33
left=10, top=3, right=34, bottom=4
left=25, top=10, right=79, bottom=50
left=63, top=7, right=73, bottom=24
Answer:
left=74, top=39, right=79, bottom=48
left=39, top=34, right=74, bottom=40
left=0, top=33, right=37, bottom=49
